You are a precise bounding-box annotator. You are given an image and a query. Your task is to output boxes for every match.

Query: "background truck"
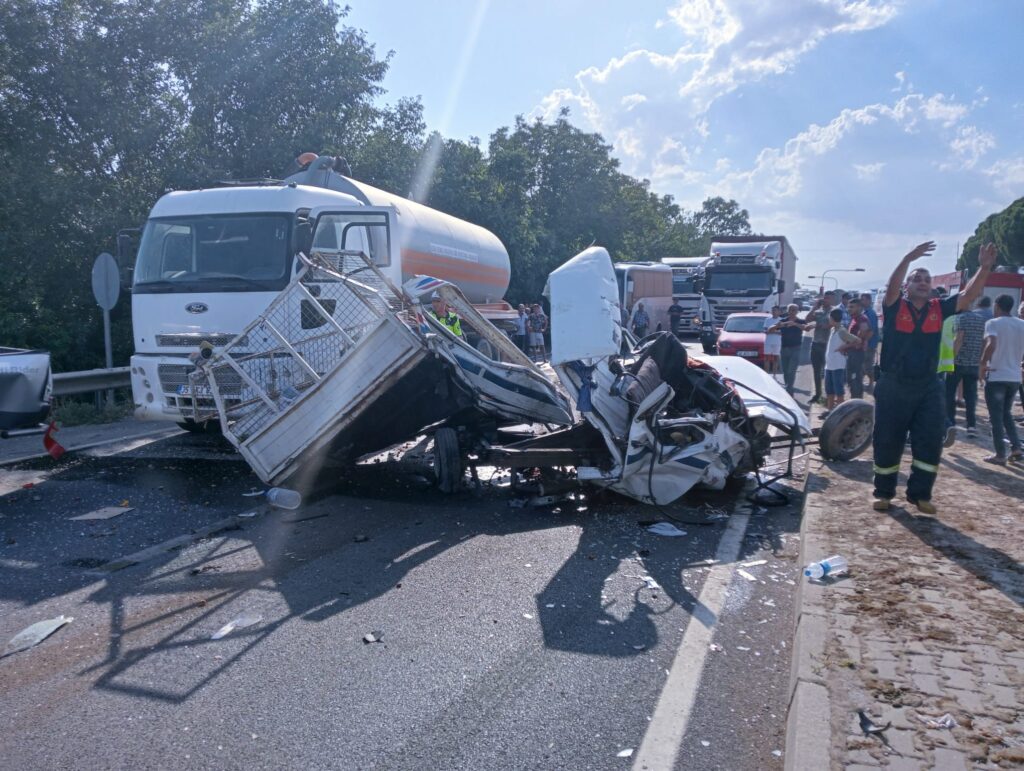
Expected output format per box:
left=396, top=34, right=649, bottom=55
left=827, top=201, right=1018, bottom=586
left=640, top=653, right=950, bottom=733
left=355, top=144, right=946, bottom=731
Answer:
left=697, top=236, right=797, bottom=352
left=613, top=262, right=674, bottom=335
left=127, top=153, right=517, bottom=430
left=660, top=256, right=710, bottom=335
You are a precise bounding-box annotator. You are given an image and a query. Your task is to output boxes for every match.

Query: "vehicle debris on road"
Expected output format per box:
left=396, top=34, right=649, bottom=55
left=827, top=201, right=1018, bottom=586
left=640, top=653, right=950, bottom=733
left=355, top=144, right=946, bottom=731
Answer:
left=211, top=612, right=263, bottom=640
left=647, top=522, right=687, bottom=537
left=69, top=506, right=133, bottom=521
left=362, top=631, right=384, bottom=644
left=3, top=615, right=73, bottom=657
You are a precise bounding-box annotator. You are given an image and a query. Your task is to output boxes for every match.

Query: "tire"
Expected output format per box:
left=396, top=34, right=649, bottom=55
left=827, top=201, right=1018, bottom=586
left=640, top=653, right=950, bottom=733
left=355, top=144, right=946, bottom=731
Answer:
left=818, top=399, right=874, bottom=461
left=474, top=337, right=497, bottom=361
left=433, top=427, right=463, bottom=493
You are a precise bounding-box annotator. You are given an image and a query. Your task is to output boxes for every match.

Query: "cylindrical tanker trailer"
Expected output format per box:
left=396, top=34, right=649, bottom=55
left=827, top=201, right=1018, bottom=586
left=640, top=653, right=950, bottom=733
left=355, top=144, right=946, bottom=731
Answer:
left=128, top=153, right=518, bottom=428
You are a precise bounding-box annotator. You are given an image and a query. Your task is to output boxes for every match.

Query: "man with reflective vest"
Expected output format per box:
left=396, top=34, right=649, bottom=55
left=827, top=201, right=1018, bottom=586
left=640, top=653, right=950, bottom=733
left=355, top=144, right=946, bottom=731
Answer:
left=871, top=241, right=996, bottom=514
left=429, top=293, right=463, bottom=337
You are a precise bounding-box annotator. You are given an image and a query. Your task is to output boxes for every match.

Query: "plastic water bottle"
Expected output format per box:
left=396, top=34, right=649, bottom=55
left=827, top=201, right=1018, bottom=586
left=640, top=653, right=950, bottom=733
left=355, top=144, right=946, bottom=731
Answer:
left=804, top=555, right=849, bottom=580
left=265, top=487, right=302, bottom=510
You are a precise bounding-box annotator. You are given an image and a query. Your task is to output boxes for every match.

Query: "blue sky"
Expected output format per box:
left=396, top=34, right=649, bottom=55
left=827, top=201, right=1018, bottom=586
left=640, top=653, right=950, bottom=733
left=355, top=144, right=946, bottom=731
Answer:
left=347, top=0, right=1024, bottom=289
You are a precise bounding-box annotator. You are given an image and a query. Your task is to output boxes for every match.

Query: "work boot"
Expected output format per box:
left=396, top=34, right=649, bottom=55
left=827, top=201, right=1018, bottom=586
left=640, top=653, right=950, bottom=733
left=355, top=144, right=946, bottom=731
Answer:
left=908, top=497, right=937, bottom=515
left=872, top=497, right=891, bottom=512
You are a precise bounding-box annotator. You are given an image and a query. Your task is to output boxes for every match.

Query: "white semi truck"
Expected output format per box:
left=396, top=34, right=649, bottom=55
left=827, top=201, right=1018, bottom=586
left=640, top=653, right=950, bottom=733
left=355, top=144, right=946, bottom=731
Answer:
left=697, top=236, right=797, bottom=352
left=660, top=256, right=711, bottom=335
left=127, top=153, right=516, bottom=429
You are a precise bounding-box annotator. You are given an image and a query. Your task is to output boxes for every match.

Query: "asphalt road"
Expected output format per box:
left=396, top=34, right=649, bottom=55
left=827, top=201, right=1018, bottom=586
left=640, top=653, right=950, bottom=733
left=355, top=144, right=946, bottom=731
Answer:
left=0, top=353, right=816, bottom=770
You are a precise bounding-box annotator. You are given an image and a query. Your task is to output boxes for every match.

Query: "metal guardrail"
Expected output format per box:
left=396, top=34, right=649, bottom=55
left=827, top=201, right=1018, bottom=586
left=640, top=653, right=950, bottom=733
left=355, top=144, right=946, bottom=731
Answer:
left=53, top=367, right=131, bottom=396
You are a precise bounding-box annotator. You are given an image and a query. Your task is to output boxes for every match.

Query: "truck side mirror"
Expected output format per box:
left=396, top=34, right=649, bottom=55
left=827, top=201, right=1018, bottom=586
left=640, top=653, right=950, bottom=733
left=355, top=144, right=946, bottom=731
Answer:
left=116, top=229, right=139, bottom=290
left=295, top=219, right=313, bottom=256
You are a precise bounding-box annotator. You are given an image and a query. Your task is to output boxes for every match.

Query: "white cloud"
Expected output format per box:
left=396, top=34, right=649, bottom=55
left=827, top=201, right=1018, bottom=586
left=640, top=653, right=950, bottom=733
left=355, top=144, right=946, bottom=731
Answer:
left=853, top=162, right=885, bottom=180
left=985, top=156, right=1024, bottom=194
left=534, top=1, right=901, bottom=171
left=946, top=126, right=995, bottom=169
left=621, top=93, right=648, bottom=110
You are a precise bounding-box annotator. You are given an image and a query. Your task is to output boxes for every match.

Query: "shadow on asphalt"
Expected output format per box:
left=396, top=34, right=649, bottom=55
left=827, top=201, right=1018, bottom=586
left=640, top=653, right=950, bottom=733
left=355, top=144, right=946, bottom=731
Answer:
left=1, top=435, right=806, bottom=704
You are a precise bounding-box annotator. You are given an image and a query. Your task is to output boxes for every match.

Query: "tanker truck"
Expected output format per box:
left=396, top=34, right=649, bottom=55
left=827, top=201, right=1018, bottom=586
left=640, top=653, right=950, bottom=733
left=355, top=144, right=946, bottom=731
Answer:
left=128, top=153, right=517, bottom=430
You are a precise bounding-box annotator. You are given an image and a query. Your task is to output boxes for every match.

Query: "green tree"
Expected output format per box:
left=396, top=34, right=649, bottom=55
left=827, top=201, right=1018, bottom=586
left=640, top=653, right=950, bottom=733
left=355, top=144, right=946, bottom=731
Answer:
left=692, top=196, right=752, bottom=239
left=959, top=197, right=1024, bottom=272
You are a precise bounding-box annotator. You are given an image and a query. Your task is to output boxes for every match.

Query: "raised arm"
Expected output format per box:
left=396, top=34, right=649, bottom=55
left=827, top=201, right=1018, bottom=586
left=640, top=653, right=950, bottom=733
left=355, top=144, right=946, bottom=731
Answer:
left=956, top=243, right=997, bottom=312
left=884, top=241, right=936, bottom=306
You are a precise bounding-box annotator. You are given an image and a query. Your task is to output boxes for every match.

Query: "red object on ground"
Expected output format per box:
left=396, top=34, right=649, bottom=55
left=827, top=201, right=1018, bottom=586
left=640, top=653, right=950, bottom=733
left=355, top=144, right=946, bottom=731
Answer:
left=43, top=421, right=65, bottom=460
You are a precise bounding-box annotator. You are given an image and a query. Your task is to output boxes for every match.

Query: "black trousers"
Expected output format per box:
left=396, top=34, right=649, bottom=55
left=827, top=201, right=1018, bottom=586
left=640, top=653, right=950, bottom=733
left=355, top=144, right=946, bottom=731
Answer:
left=846, top=349, right=865, bottom=398
left=944, top=365, right=978, bottom=428
left=810, top=342, right=826, bottom=398
left=872, top=374, right=945, bottom=502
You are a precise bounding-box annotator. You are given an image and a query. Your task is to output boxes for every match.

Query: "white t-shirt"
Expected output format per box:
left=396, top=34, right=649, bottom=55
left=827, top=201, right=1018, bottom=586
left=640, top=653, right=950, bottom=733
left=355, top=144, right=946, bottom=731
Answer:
left=764, top=316, right=781, bottom=334
left=825, top=328, right=847, bottom=370
left=984, top=315, right=1024, bottom=383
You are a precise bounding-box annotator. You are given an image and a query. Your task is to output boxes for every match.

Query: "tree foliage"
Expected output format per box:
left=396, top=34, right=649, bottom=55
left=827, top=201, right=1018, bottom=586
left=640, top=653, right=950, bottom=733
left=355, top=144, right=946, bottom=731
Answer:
left=0, top=4, right=752, bottom=370
left=959, top=197, right=1024, bottom=272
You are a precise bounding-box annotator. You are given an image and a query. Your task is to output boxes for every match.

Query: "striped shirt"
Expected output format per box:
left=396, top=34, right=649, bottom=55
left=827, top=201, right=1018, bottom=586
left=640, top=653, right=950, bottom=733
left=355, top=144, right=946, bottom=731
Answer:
left=953, top=309, right=985, bottom=366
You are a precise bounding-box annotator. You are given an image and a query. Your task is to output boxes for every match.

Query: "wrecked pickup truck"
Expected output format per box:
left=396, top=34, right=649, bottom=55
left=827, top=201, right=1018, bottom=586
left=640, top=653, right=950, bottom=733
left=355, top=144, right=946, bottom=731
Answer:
left=188, top=230, right=871, bottom=504
left=186, top=227, right=571, bottom=490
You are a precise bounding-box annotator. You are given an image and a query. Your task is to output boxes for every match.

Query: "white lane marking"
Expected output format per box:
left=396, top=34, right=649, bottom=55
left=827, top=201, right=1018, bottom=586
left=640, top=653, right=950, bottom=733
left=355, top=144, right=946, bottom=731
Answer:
left=632, top=507, right=750, bottom=771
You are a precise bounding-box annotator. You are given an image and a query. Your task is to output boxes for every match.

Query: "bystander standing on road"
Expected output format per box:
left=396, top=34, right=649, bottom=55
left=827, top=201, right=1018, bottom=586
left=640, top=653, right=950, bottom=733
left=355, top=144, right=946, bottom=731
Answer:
left=975, top=294, right=994, bottom=322
left=777, top=303, right=814, bottom=396
left=945, top=296, right=985, bottom=438
left=514, top=304, right=528, bottom=352
left=763, top=305, right=782, bottom=375
left=870, top=241, right=995, bottom=514
left=978, top=293, right=1024, bottom=464
left=823, top=308, right=861, bottom=410
left=859, top=292, right=879, bottom=390
left=667, top=297, right=684, bottom=337
left=631, top=302, right=650, bottom=339
left=807, top=293, right=834, bottom=403
left=845, top=297, right=872, bottom=398
left=527, top=303, right=548, bottom=362
left=839, top=292, right=852, bottom=324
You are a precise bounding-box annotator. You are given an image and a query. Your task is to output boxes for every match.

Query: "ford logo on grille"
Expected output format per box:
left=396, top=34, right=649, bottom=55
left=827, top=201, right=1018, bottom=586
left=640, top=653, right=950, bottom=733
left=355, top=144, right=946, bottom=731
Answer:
left=185, top=302, right=209, bottom=314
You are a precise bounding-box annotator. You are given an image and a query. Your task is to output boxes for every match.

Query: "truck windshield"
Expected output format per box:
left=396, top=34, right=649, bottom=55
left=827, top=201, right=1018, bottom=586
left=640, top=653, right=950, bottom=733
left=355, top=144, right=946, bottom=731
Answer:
left=705, top=270, right=773, bottom=292
left=672, top=276, right=698, bottom=295
left=133, top=214, right=291, bottom=293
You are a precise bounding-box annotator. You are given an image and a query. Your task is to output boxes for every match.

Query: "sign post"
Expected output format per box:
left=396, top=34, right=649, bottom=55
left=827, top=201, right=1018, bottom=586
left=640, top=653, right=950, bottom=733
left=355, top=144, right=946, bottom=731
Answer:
left=91, top=252, right=121, bottom=405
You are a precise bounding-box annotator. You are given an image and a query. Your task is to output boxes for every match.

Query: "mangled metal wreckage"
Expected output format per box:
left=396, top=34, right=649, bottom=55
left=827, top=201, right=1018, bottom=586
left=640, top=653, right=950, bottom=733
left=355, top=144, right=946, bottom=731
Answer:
left=189, top=244, right=820, bottom=505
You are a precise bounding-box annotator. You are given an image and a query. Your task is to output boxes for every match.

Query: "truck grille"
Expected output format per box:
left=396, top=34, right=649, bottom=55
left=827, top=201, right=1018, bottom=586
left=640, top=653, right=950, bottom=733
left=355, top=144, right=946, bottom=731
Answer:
left=156, top=333, right=246, bottom=348
left=708, top=303, right=756, bottom=328
left=157, top=363, right=242, bottom=396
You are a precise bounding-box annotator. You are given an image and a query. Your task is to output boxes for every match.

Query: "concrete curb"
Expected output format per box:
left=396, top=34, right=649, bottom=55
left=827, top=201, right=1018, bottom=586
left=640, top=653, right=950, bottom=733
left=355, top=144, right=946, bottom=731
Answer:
left=784, top=412, right=834, bottom=771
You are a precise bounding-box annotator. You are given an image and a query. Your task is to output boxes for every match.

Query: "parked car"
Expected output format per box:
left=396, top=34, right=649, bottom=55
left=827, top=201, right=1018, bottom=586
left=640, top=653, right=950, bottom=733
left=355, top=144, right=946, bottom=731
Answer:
left=714, top=312, right=769, bottom=365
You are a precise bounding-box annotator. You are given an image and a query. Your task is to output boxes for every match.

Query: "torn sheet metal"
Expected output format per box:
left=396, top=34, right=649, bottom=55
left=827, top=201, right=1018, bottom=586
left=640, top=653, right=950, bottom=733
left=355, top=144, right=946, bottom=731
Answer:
left=545, top=246, right=622, bottom=364
left=195, top=251, right=569, bottom=486
left=547, top=247, right=809, bottom=506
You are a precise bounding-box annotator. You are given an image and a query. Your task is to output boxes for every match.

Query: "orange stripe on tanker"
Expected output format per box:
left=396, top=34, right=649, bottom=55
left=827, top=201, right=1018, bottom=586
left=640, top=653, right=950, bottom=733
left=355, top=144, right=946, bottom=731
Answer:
left=401, top=248, right=510, bottom=288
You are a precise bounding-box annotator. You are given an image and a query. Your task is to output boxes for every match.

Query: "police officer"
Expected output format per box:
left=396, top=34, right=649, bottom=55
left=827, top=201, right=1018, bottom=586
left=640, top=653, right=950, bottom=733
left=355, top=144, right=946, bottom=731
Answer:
left=429, top=293, right=463, bottom=337
left=871, top=241, right=996, bottom=514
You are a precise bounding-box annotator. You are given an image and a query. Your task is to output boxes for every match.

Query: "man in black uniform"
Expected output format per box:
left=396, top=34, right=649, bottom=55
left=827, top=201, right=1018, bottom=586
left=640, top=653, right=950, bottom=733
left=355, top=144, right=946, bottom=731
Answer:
left=872, top=241, right=996, bottom=514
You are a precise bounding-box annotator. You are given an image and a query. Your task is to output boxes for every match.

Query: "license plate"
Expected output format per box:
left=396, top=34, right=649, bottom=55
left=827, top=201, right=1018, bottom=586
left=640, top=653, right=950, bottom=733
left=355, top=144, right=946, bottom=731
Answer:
left=176, top=384, right=212, bottom=397
left=737, top=351, right=758, bottom=357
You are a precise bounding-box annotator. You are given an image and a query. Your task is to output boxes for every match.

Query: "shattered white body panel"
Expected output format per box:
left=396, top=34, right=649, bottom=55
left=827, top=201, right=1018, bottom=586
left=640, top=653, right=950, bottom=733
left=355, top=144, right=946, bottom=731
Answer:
left=548, top=247, right=807, bottom=506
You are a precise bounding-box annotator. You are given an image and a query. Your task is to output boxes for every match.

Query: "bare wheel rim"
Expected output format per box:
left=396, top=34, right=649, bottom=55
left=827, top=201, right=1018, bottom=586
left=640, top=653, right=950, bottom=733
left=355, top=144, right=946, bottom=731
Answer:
left=838, top=415, right=872, bottom=452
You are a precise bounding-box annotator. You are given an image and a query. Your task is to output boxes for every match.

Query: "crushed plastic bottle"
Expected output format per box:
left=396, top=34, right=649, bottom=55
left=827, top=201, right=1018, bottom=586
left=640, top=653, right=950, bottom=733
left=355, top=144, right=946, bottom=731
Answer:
left=265, top=487, right=302, bottom=510
left=803, top=555, right=849, bottom=580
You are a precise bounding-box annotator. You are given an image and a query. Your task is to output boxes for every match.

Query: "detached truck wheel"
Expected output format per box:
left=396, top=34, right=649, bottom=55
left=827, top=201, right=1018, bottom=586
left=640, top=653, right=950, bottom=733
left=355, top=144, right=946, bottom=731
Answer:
left=818, top=399, right=874, bottom=461
left=433, top=427, right=463, bottom=493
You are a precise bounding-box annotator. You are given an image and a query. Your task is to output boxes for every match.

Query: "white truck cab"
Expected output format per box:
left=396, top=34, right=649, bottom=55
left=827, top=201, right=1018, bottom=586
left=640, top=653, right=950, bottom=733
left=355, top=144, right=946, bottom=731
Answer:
left=129, top=155, right=514, bottom=428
